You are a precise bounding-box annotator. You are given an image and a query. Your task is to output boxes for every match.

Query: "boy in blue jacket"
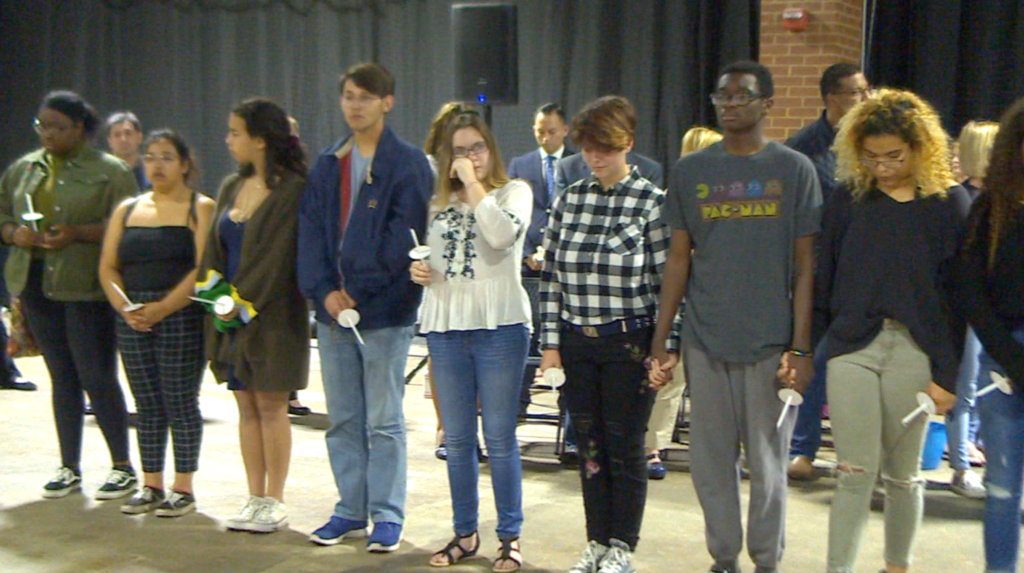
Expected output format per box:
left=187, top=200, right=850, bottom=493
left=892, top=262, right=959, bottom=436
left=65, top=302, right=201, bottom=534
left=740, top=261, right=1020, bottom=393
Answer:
left=298, top=62, right=432, bottom=552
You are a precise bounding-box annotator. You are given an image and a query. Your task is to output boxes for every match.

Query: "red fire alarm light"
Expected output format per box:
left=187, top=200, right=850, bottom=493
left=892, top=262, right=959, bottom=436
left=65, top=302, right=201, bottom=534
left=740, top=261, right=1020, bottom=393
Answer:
left=782, top=8, right=809, bottom=32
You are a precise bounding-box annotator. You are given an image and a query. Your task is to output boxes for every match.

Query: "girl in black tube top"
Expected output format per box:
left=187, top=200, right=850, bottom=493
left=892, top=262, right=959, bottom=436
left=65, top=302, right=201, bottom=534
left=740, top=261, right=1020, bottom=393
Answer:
left=99, top=129, right=215, bottom=517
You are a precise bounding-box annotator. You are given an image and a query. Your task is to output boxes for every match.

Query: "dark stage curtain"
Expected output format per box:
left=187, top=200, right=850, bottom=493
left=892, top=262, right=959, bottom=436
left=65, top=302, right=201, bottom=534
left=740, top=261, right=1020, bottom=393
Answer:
left=865, top=0, right=1024, bottom=134
left=0, top=0, right=758, bottom=192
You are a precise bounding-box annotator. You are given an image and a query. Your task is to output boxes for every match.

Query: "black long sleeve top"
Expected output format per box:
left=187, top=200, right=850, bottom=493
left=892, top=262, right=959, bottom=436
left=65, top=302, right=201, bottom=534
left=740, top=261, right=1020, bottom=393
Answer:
left=952, top=194, right=1024, bottom=390
left=814, top=184, right=971, bottom=392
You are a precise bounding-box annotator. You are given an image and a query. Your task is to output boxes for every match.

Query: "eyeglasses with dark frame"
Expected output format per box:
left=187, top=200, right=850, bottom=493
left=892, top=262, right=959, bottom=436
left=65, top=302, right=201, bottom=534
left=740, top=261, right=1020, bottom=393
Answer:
left=453, top=142, right=488, bottom=158
left=833, top=88, right=871, bottom=98
left=33, top=118, right=71, bottom=136
left=860, top=154, right=907, bottom=169
left=710, top=92, right=764, bottom=107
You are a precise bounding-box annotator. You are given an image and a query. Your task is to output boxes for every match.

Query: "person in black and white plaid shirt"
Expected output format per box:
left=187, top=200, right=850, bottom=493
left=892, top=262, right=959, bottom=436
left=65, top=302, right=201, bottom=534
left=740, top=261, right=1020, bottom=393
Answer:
left=538, top=95, right=671, bottom=573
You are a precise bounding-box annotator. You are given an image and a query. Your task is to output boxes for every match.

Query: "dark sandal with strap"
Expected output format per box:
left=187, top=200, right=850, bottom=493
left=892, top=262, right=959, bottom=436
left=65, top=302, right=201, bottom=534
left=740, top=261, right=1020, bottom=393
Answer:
left=429, top=531, right=479, bottom=567
left=493, top=538, right=522, bottom=573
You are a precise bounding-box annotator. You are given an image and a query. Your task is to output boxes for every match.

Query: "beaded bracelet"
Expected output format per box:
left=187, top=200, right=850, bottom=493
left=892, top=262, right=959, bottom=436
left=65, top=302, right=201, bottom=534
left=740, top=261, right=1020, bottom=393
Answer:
left=787, top=348, right=813, bottom=358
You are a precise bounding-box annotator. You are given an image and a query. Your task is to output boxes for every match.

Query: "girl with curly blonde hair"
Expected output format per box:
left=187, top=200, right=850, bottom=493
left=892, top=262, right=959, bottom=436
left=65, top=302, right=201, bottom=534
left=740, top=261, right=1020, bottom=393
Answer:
left=817, top=88, right=971, bottom=573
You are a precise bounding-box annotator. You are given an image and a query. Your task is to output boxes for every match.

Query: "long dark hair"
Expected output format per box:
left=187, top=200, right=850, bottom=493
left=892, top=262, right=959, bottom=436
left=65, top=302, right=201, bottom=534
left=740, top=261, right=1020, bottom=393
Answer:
left=231, top=98, right=307, bottom=182
left=967, top=97, right=1024, bottom=267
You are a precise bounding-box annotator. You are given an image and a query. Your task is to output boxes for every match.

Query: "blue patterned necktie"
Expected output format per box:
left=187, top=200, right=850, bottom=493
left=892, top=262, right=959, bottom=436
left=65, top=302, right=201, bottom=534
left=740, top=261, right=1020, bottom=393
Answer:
left=545, top=155, right=556, bottom=201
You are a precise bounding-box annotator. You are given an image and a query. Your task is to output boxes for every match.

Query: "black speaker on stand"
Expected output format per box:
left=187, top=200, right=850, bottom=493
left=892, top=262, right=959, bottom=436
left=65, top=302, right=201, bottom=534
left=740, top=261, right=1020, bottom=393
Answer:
left=452, top=3, right=518, bottom=125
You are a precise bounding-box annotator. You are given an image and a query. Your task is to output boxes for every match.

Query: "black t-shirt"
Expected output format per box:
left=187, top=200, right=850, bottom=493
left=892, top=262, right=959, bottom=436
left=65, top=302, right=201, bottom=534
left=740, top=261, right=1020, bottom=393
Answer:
left=815, top=184, right=970, bottom=391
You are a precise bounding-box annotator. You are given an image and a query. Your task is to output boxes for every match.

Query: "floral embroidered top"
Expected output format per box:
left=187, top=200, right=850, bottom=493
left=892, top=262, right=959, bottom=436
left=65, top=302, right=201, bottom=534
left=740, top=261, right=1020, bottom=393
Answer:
left=418, top=179, right=533, bottom=333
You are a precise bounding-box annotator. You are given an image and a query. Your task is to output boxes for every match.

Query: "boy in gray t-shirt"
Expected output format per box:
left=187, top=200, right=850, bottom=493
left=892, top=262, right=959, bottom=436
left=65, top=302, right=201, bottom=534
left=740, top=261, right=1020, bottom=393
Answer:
left=650, top=61, right=821, bottom=573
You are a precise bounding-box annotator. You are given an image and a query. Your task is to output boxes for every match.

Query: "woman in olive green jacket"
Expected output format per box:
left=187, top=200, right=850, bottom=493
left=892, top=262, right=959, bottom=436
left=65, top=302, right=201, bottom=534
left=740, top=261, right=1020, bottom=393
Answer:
left=0, top=91, right=139, bottom=500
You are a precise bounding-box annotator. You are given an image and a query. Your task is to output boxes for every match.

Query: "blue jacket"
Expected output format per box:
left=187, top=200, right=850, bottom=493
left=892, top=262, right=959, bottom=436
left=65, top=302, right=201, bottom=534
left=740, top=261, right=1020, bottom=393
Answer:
left=298, top=126, right=433, bottom=329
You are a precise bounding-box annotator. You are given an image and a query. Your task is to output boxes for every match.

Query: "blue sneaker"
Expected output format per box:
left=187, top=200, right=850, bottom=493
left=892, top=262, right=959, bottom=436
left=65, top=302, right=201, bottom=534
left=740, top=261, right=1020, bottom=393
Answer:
left=367, top=521, right=403, bottom=552
left=647, top=454, right=667, bottom=480
left=309, top=516, right=368, bottom=546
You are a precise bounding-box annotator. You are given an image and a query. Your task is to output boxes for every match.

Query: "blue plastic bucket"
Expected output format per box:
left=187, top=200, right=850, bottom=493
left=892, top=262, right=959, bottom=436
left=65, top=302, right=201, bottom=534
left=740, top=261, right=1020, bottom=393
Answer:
left=920, top=420, right=947, bottom=470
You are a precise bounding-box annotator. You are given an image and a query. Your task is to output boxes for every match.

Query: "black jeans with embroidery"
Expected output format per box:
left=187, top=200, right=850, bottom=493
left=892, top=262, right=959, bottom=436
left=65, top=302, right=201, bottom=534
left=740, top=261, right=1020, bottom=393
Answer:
left=560, top=326, right=655, bottom=550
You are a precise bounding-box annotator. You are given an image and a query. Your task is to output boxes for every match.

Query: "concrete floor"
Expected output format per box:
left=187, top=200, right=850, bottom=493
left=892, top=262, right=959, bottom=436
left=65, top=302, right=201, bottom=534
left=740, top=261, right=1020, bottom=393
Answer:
left=0, top=340, right=990, bottom=572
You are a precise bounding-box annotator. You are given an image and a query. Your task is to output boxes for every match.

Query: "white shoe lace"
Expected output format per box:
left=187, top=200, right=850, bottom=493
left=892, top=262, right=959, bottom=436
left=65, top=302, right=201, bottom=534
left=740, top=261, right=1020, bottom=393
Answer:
left=254, top=498, right=286, bottom=524
left=54, top=467, right=77, bottom=484
left=104, top=469, right=133, bottom=487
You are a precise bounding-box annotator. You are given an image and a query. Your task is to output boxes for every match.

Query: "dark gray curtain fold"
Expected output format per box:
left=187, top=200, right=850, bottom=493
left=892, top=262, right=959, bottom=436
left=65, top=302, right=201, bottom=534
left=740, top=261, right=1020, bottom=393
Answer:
left=865, top=0, right=1024, bottom=134
left=1, top=0, right=757, bottom=192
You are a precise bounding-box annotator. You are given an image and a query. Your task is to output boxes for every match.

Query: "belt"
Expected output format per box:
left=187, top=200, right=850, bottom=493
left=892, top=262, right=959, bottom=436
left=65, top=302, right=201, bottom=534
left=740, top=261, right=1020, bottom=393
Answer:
left=563, top=316, right=653, bottom=338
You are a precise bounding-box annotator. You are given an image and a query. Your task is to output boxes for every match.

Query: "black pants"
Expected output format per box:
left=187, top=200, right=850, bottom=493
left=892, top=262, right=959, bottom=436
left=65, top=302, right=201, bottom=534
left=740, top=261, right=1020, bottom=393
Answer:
left=20, top=261, right=128, bottom=469
left=560, top=326, right=655, bottom=550
left=0, top=246, right=23, bottom=382
left=117, top=291, right=205, bottom=474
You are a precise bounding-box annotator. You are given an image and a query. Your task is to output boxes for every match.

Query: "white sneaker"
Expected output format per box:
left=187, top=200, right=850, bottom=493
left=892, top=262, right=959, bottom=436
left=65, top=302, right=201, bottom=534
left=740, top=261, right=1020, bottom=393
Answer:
left=568, top=540, right=610, bottom=573
left=226, top=496, right=266, bottom=531
left=951, top=469, right=986, bottom=499
left=598, top=539, right=636, bottom=573
left=249, top=497, right=288, bottom=533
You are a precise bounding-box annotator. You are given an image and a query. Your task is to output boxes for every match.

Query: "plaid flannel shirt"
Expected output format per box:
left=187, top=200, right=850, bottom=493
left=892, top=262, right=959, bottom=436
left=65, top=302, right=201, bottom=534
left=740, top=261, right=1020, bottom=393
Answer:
left=540, top=167, right=678, bottom=350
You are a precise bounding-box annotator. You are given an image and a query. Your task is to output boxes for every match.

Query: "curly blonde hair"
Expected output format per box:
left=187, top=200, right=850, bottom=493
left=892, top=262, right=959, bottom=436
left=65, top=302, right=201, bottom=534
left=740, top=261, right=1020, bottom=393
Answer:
left=834, top=88, right=953, bottom=200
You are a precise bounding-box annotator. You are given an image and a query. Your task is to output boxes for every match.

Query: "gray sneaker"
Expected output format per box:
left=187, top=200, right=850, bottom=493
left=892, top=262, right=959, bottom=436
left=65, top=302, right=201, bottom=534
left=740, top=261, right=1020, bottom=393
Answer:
left=598, top=539, right=635, bottom=573
left=121, top=486, right=164, bottom=514
left=155, top=490, right=196, bottom=518
left=568, top=540, right=610, bottom=573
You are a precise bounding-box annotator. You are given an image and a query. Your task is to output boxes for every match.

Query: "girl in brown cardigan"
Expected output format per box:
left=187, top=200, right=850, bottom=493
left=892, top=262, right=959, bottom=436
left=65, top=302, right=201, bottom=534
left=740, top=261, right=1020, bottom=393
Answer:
left=198, top=98, right=309, bottom=533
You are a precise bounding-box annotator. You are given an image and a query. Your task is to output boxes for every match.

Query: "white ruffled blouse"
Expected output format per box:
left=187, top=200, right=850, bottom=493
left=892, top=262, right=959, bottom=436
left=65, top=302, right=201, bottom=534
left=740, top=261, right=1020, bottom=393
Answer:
left=418, top=179, right=533, bottom=333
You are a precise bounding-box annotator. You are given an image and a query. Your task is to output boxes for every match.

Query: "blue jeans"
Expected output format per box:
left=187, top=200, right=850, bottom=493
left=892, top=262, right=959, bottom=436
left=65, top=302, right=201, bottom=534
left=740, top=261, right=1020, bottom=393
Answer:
left=790, top=336, right=829, bottom=459
left=427, top=325, right=528, bottom=541
left=318, top=322, right=413, bottom=525
left=977, top=327, right=1024, bottom=573
left=946, top=328, right=981, bottom=470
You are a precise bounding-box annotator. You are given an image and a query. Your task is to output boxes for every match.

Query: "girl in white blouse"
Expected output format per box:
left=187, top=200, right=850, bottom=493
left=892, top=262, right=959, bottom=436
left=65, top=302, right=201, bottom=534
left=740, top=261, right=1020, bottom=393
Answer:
left=410, top=110, right=531, bottom=572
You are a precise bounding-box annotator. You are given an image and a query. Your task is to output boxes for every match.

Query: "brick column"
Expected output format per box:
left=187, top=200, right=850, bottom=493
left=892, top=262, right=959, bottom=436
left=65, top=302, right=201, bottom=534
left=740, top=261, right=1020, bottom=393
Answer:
left=759, top=0, right=864, bottom=141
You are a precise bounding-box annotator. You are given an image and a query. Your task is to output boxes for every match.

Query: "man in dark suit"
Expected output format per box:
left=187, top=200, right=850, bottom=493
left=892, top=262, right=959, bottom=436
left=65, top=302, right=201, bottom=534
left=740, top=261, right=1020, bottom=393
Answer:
left=507, top=103, right=574, bottom=276
left=554, top=149, right=664, bottom=195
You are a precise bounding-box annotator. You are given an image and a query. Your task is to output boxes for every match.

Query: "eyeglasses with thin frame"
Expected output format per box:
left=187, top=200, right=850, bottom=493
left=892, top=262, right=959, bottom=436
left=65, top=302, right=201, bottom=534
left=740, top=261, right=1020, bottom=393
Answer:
left=142, top=153, right=181, bottom=164
left=33, top=118, right=71, bottom=136
left=710, top=92, right=764, bottom=107
left=860, top=154, right=906, bottom=169
left=453, top=142, right=488, bottom=158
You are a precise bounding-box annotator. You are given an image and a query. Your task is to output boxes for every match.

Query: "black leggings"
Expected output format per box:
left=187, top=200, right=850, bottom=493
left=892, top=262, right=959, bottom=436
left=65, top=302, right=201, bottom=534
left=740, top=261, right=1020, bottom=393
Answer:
left=20, top=261, right=129, bottom=469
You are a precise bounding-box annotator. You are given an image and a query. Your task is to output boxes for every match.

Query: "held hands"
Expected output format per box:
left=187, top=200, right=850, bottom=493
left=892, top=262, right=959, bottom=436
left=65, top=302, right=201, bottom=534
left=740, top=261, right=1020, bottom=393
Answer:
left=524, top=254, right=543, bottom=272
left=776, top=351, right=814, bottom=394
left=121, top=302, right=170, bottom=332
left=646, top=339, right=678, bottom=390
left=409, top=260, right=432, bottom=286
left=926, top=381, right=957, bottom=415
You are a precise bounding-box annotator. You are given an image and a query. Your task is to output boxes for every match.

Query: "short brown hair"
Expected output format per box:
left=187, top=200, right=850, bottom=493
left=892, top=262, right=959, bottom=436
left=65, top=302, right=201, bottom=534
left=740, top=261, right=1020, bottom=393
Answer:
left=570, top=95, right=637, bottom=152
left=339, top=62, right=395, bottom=98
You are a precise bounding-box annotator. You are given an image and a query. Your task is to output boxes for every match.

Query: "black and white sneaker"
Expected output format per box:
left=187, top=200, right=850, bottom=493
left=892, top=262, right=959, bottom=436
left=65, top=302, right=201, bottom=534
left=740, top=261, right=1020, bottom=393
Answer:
left=121, top=486, right=164, bottom=514
left=95, top=468, right=138, bottom=500
left=155, top=490, right=196, bottom=518
left=42, top=467, right=82, bottom=499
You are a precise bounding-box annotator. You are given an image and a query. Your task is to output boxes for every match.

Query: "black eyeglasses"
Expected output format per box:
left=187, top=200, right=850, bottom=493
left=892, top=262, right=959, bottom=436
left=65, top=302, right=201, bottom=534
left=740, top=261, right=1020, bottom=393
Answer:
left=710, top=92, right=764, bottom=107
left=453, top=142, right=488, bottom=158
left=33, top=118, right=71, bottom=135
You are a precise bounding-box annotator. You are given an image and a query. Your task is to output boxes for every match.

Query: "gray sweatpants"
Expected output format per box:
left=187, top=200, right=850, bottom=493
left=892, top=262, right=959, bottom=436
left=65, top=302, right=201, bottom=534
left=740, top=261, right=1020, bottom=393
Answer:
left=684, top=343, right=792, bottom=570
